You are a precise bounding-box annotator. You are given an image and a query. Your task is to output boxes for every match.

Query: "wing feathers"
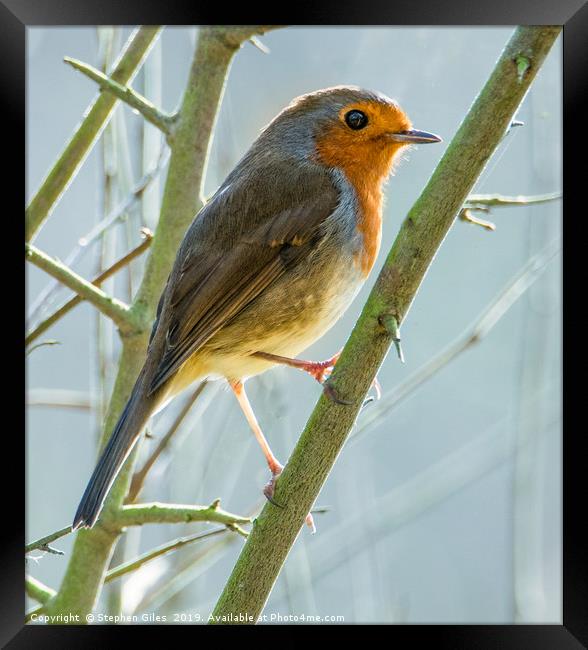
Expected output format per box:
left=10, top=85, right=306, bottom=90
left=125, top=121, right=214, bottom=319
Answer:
left=147, top=169, right=340, bottom=393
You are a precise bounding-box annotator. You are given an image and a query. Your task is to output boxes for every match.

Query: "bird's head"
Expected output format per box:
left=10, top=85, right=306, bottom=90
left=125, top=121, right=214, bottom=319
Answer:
left=262, top=86, right=441, bottom=182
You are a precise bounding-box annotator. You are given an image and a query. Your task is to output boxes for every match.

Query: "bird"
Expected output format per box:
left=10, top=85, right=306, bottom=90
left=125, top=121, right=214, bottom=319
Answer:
left=72, top=85, right=441, bottom=532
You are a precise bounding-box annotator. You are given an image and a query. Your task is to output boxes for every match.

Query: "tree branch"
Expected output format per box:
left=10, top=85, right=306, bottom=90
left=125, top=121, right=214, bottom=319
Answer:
left=104, top=527, right=234, bottom=584
left=210, top=24, right=562, bottom=623
left=64, top=56, right=175, bottom=139
left=25, top=243, right=136, bottom=333
left=26, top=576, right=56, bottom=604
left=460, top=191, right=562, bottom=230
left=26, top=340, right=60, bottom=355
left=25, top=605, right=44, bottom=624
left=114, top=501, right=251, bottom=528
left=25, top=525, right=72, bottom=555
left=26, top=229, right=153, bottom=346
left=459, top=208, right=498, bottom=231
left=27, top=148, right=169, bottom=324
left=25, top=26, right=162, bottom=243
left=465, top=191, right=561, bottom=207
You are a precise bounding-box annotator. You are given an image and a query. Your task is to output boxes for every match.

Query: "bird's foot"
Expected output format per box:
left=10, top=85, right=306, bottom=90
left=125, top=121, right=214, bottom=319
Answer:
left=252, top=350, right=340, bottom=385
left=289, top=352, right=382, bottom=403
left=263, top=461, right=315, bottom=533
left=299, top=352, right=341, bottom=384
left=263, top=460, right=284, bottom=507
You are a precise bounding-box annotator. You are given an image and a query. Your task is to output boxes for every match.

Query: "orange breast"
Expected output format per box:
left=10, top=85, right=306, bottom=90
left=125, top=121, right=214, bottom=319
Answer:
left=345, top=173, right=383, bottom=277
left=316, top=128, right=396, bottom=277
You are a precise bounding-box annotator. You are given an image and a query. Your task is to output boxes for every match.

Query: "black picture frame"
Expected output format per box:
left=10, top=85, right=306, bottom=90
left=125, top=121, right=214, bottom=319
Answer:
left=12, top=0, right=584, bottom=646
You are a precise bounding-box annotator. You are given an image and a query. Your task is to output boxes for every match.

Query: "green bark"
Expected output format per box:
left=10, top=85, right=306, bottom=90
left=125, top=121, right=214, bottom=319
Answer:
left=25, top=576, right=57, bottom=604
left=24, top=242, right=136, bottom=333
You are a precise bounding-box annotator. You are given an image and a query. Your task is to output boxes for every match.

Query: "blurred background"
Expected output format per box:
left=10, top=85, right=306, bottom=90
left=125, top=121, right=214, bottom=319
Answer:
left=26, top=26, right=562, bottom=623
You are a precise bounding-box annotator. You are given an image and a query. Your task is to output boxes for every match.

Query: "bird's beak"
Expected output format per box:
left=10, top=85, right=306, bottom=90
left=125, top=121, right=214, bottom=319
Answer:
left=388, top=129, right=442, bottom=144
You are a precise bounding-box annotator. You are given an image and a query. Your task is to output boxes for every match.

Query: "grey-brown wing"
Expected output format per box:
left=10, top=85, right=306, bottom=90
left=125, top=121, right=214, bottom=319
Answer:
left=148, top=180, right=339, bottom=393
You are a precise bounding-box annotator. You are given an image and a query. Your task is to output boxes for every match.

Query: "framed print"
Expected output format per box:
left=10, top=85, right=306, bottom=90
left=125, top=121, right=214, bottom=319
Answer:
left=12, top=0, right=585, bottom=645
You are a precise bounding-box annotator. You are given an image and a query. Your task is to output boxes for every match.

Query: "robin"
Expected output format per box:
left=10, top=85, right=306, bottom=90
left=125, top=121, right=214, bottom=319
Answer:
left=73, top=85, right=441, bottom=532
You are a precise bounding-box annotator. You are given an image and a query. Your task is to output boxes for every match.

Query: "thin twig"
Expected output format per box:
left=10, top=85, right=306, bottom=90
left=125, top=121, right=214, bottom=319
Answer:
left=128, top=381, right=208, bottom=502
left=460, top=192, right=562, bottom=230
left=131, top=501, right=263, bottom=615
left=459, top=208, right=497, bottom=231
left=27, top=149, right=169, bottom=323
left=132, top=528, right=238, bottom=615
left=465, top=191, right=561, bottom=207
left=25, top=26, right=162, bottom=242
left=26, top=389, right=95, bottom=411
left=26, top=525, right=72, bottom=555
left=249, top=36, right=270, bottom=54
left=26, top=576, right=57, bottom=604
left=26, top=229, right=153, bottom=346
left=64, top=56, right=176, bottom=139
left=26, top=340, right=60, bottom=355
left=81, top=149, right=170, bottom=250
left=104, top=527, right=240, bottom=584
left=25, top=243, right=136, bottom=333
left=114, top=500, right=251, bottom=528
left=24, top=498, right=250, bottom=558
left=100, top=228, right=153, bottom=280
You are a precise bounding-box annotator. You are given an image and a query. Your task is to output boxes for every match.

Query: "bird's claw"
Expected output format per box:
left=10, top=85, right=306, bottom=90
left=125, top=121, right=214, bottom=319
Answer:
left=323, top=379, right=353, bottom=405
left=263, top=463, right=285, bottom=508
left=305, top=353, right=341, bottom=384
left=263, top=464, right=315, bottom=532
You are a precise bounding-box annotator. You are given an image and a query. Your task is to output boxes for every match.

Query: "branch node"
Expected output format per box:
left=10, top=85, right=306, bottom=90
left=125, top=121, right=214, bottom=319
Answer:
left=227, top=523, right=249, bottom=539
left=514, top=54, right=531, bottom=81
left=377, top=313, right=405, bottom=363
left=459, top=208, right=496, bottom=231
left=64, top=55, right=173, bottom=137
left=25, top=242, right=135, bottom=333
left=25, top=525, right=73, bottom=556
left=38, top=544, right=65, bottom=556
left=140, top=226, right=154, bottom=240
left=249, top=36, right=270, bottom=54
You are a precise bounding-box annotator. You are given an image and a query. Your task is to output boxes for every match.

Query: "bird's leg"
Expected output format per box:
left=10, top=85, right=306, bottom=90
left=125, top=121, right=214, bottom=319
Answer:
left=229, top=379, right=315, bottom=533
left=253, top=350, right=382, bottom=404
left=253, top=350, right=341, bottom=384
left=229, top=379, right=283, bottom=487
left=253, top=350, right=348, bottom=404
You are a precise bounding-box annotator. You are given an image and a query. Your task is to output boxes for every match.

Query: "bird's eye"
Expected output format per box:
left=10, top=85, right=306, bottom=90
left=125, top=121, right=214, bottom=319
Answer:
left=344, top=110, right=368, bottom=130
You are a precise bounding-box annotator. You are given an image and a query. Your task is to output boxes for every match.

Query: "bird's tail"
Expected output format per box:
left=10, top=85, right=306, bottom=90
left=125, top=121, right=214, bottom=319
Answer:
left=72, top=379, right=155, bottom=530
